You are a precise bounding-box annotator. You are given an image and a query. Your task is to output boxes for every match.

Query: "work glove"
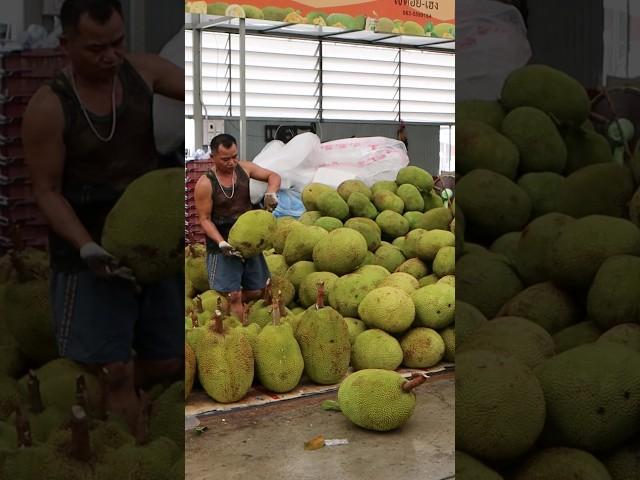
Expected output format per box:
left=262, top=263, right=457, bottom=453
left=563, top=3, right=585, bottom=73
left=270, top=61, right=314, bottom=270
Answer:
left=264, top=192, right=278, bottom=212
left=79, top=241, right=138, bottom=285
left=218, top=241, right=244, bottom=260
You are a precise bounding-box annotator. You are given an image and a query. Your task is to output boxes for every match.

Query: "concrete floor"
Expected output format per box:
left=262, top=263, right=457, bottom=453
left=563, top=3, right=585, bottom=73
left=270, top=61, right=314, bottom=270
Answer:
left=185, top=374, right=454, bottom=480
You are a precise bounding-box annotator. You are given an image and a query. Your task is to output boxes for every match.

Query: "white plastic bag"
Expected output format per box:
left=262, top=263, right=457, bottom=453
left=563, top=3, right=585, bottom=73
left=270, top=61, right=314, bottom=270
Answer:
left=456, top=0, right=532, bottom=101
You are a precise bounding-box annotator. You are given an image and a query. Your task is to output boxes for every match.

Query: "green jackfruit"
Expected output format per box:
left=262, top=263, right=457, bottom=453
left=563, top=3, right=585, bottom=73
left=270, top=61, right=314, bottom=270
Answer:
left=102, top=168, right=183, bottom=283
left=262, top=6, right=288, bottom=20
left=396, top=166, right=434, bottom=192
left=94, top=437, right=181, bottom=480
left=456, top=300, right=487, bottom=346
left=347, top=192, right=378, bottom=219
left=514, top=447, right=612, bottom=480
left=345, top=317, right=366, bottom=344
left=314, top=216, right=343, bottom=232
left=631, top=187, right=640, bottom=227
left=598, top=323, right=640, bottom=352
left=285, top=260, right=316, bottom=291
left=299, top=210, right=322, bottom=225
left=604, top=439, right=640, bottom=479
left=396, top=184, right=424, bottom=212
left=457, top=120, right=519, bottom=178
left=563, top=127, right=613, bottom=174
left=337, top=179, right=371, bottom=201
left=379, top=271, right=419, bottom=294
left=417, top=207, right=453, bottom=231
left=375, top=17, right=394, bottom=33
left=422, top=190, right=444, bottom=211
left=432, top=246, right=455, bottom=277
left=371, top=180, right=398, bottom=195
left=207, top=3, right=228, bottom=15
left=241, top=4, right=263, bottom=18
left=489, top=232, right=520, bottom=266
left=351, top=329, right=403, bottom=370
left=456, top=350, right=546, bottom=462
left=337, top=369, right=425, bottom=431
left=185, top=342, right=196, bottom=399
left=411, top=283, right=454, bottom=329
left=302, top=183, right=333, bottom=211
left=456, top=100, right=506, bottom=130
left=328, top=273, right=376, bottom=318
left=312, top=228, right=368, bottom=275
left=395, top=258, right=429, bottom=279
left=400, top=327, right=445, bottom=368
left=501, top=106, right=567, bottom=173
left=150, top=381, right=184, bottom=446
left=228, top=210, right=276, bottom=258
left=553, top=321, right=601, bottom=353
left=185, top=244, right=208, bottom=293
left=358, top=286, right=415, bottom=333
left=355, top=264, right=391, bottom=285
left=272, top=217, right=300, bottom=254
left=376, top=210, right=410, bottom=238
left=517, top=172, right=564, bottom=218
left=265, top=254, right=288, bottom=277
left=344, top=217, right=381, bottom=251
left=415, top=229, right=454, bottom=262
left=372, top=190, right=404, bottom=214
left=455, top=450, right=504, bottom=480
left=326, top=13, right=354, bottom=29
left=316, top=190, right=349, bottom=220
left=283, top=225, right=328, bottom=264
left=440, top=326, right=455, bottom=362
left=371, top=244, right=406, bottom=276
left=403, top=211, right=423, bottom=230
left=402, top=20, right=424, bottom=36
left=501, top=64, right=590, bottom=125
left=437, top=275, right=455, bottom=287
left=298, top=271, right=338, bottom=308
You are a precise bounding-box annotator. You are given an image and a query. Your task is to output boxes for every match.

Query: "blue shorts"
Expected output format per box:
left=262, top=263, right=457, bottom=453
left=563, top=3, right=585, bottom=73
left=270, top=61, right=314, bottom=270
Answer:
left=206, top=251, right=271, bottom=292
left=50, top=270, right=183, bottom=364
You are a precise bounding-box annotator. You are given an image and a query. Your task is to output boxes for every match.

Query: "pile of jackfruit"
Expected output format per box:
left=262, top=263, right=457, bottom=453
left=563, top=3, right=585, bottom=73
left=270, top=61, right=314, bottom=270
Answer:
left=0, top=168, right=185, bottom=479
left=185, top=166, right=456, bottom=431
left=456, top=64, right=640, bottom=479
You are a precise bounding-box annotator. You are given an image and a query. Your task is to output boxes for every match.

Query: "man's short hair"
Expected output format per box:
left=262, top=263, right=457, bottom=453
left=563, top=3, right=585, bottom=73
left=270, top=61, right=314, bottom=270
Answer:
left=60, top=0, right=123, bottom=34
left=211, top=134, right=237, bottom=153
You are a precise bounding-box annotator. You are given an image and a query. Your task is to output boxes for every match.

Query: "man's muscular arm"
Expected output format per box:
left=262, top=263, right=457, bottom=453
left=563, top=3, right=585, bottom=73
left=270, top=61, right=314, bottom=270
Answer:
left=194, top=175, right=224, bottom=245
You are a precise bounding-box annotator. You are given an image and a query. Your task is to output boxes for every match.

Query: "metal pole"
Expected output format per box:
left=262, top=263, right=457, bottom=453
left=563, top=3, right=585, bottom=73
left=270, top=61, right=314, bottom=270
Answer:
left=192, top=16, right=204, bottom=151
left=239, top=17, right=247, bottom=160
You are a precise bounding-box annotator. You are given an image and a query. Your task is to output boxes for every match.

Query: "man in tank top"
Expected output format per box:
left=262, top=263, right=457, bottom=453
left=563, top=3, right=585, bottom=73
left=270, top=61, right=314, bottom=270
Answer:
left=194, top=134, right=281, bottom=320
left=21, top=0, right=184, bottom=429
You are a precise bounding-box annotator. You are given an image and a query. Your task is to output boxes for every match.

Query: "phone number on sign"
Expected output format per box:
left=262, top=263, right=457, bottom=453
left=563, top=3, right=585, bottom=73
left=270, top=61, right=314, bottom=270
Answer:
left=403, top=10, right=433, bottom=19
left=394, top=0, right=439, bottom=9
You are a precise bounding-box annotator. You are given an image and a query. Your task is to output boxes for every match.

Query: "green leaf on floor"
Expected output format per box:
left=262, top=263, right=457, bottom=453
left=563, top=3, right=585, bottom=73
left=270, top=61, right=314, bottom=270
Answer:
left=321, top=400, right=341, bottom=412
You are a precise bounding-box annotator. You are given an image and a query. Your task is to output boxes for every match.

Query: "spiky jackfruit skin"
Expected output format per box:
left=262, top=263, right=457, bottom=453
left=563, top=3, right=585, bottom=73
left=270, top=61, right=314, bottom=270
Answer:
left=0, top=376, right=20, bottom=420
left=457, top=120, right=519, bottom=179
left=150, top=382, right=185, bottom=447
left=344, top=217, right=382, bottom=252
left=6, top=405, right=67, bottom=444
left=372, top=190, right=404, bottom=214
left=312, top=228, right=368, bottom=275
left=514, top=447, right=612, bottom=480
left=337, top=369, right=418, bottom=431
left=185, top=342, right=196, bottom=399
left=94, top=437, right=181, bottom=480
left=396, top=166, right=434, bottom=192
left=439, top=326, right=455, bottom=362
left=455, top=450, right=503, bottom=480
left=517, top=172, right=564, bottom=218
left=379, top=272, right=419, bottom=294
left=295, top=305, right=350, bottom=384
left=456, top=100, right=506, bottom=130
left=4, top=279, right=57, bottom=365
left=358, top=287, right=415, bottom=333
left=255, top=322, right=304, bottom=392
left=371, top=244, right=405, bottom=273
left=376, top=210, right=410, bottom=239
left=501, top=64, right=590, bottom=125
left=337, top=179, right=372, bottom=201
left=247, top=300, right=291, bottom=329
left=316, top=191, right=349, bottom=220
left=396, top=184, right=424, bottom=212
left=0, top=328, right=26, bottom=378
left=400, top=327, right=445, bottom=368
left=370, top=180, right=397, bottom=195
left=298, top=210, right=322, bottom=225
left=432, top=246, right=455, bottom=277
left=297, top=272, right=339, bottom=308
left=418, top=207, right=453, bottom=231
left=604, top=440, right=640, bottom=480
left=285, top=261, right=317, bottom=291
left=283, top=225, right=328, bottom=265
left=185, top=246, right=209, bottom=293
left=314, top=216, right=343, bottom=232
left=101, top=168, right=184, bottom=283
left=598, top=323, right=640, bottom=352
left=347, top=192, right=378, bottom=219
left=351, top=329, right=403, bottom=371
left=265, top=254, right=288, bottom=277
left=272, top=217, right=300, bottom=254
left=344, top=317, right=366, bottom=344
left=199, top=290, right=229, bottom=312
left=302, top=183, right=333, bottom=211
left=411, top=283, right=454, bottom=329
left=456, top=301, right=487, bottom=346
left=355, top=264, right=390, bottom=286
left=195, top=325, right=254, bottom=403
left=328, top=273, right=377, bottom=318
left=563, top=127, right=613, bottom=174
left=415, top=230, right=454, bottom=262
left=423, top=191, right=444, bottom=212
left=552, top=321, right=601, bottom=354
left=227, top=210, right=276, bottom=258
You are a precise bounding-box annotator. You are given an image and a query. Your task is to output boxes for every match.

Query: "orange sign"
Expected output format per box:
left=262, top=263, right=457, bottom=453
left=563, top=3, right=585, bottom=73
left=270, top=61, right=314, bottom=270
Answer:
left=186, top=0, right=455, bottom=39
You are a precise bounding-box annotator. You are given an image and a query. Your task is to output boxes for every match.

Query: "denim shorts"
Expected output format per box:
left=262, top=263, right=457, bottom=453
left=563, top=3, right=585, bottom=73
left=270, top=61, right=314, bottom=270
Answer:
left=206, top=251, right=271, bottom=292
left=49, top=270, right=183, bottom=364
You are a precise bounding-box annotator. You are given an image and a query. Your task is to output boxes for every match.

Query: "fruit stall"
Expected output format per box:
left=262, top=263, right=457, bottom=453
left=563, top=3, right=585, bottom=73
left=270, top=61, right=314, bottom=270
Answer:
left=184, top=4, right=456, bottom=479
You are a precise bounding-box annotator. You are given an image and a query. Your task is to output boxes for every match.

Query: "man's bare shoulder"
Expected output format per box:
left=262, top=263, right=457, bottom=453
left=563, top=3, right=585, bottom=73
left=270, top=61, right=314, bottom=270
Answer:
left=24, top=85, right=64, bottom=121
left=194, top=173, right=212, bottom=191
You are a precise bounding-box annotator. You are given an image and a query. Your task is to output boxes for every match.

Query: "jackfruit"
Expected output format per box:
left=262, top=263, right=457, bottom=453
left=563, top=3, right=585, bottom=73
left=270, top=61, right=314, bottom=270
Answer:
left=514, top=447, right=612, bottom=480
left=355, top=264, right=390, bottom=285
left=553, top=320, right=601, bottom=353
left=498, top=282, right=579, bottom=334
left=149, top=381, right=184, bottom=446
left=242, top=4, right=263, bottom=19
left=378, top=271, right=419, bottom=294
left=457, top=300, right=487, bottom=346
left=371, top=180, right=398, bottom=195
left=347, top=192, right=378, bottom=219
left=456, top=350, right=546, bottom=461
left=265, top=254, right=288, bottom=277
left=418, top=274, right=439, bottom=287
left=285, top=260, right=316, bottom=291
left=337, top=369, right=425, bottom=431
left=199, top=289, right=229, bottom=312
left=563, top=127, right=613, bottom=174
left=403, top=211, right=423, bottom=230
left=255, top=297, right=304, bottom=392
left=394, top=258, right=428, bottom=279
left=295, top=284, right=350, bottom=384
left=262, top=6, right=288, bottom=20
left=422, top=190, right=444, bottom=211
left=375, top=17, right=394, bottom=33
left=206, top=2, right=228, bottom=15
left=550, top=215, right=640, bottom=290
left=437, top=275, right=455, bottom=287
left=358, top=286, right=415, bottom=333
left=316, top=190, right=349, bottom=220
left=272, top=217, right=301, bottom=254
left=283, top=224, right=328, bottom=264
left=417, top=207, right=453, bottom=231
left=457, top=252, right=524, bottom=318
left=227, top=210, right=276, bottom=258
left=312, top=228, right=368, bottom=275
left=0, top=375, right=20, bottom=419
left=185, top=244, right=209, bottom=293
left=535, top=342, right=640, bottom=452
left=345, top=317, right=366, bottom=344
left=456, top=99, right=506, bottom=130
left=502, top=106, right=567, bottom=173
left=326, top=13, right=354, bottom=29
left=372, top=190, right=404, bottom=214
left=489, top=232, right=520, bottom=266
left=414, top=229, right=454, bottom=262
left=328, top=273, right=376, bottom=318
left=402, top=21, right=424, bottom=36
left=457, top=120, right=519, bottom=178
left=376, top=210, right=410, bottom=238
left=501, top=64, right=590, bottom=125
left=587, top=255, right=640, bottom=330
left=517, top=172, right=564, bottom=218
left=631, top=187, right=640, bottom=227
left=351, top=329, right=403, bottom=370
left=396, top=184, right=424, bottom=212
left=396, top=166, right=433, bottom=192
left=598, top=323, right=640, bottom=352
left=344, top=217, right=381, bottom=251
left=299, top=210, right=322, bottom=225
left=225, top=4, right=246, bottom=17
left=411, top=283, right=454, bottom=329
left=440, top=326, right=455, bottom=361
left=100, top=168, right=184, bottom=282
left=400, top=327, right=445, bottom=368
left=456, top=169, right=532, bottom=238
left=455, top=450, right=504, bottom=480
left=306, top=11, right=327, bottom=25
left=298, top=271, right=338, bottom=308
left=604, top=439, right=640, bottom=480
left=270, top=275, right=295, bottom=307
left=185, top=342, right=196, bottom=399
left=337, top=179, right=371, bottom=201
left=314, top=216, right=343, bottom=232
left=432, top=246, right=455, bottom=277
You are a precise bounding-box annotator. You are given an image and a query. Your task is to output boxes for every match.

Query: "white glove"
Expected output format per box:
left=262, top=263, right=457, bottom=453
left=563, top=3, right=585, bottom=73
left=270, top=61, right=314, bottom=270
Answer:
left=79, top=241, right=137, bottom=283
left=218, top=241, right=244, bottom=260
left=264, top=192, right=278, bottom=212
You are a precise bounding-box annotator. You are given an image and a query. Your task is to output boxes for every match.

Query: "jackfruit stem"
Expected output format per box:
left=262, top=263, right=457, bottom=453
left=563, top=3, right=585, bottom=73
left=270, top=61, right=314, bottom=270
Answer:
left=191, top=311, right=199, bottom=328
left=194, top=296, right=203, bottom=313
left=264, top=278, right=272, bottom=304
left=213, top=309, right=224, bottom=333
left=135, top=390, right=151, bottom=446
left=225, top=293, right=232, bottom=315
left=277, top=291, right=287, bottom=318
left=27, top=370, right=44, bottom=414
left=15, top=407, right=32, bottom=447
left=241, top=303, right=249, bottom=326
left=402, top=374, right=427, bottom=392
left=70, top=405, right=91, bottom=462
left=217, top=296, right=223, bottom=313
left=271, top=292, right=281, bottom=326
left=315, top=282, right=325, bottom=309
left=75, top=374, right=89, bottom=412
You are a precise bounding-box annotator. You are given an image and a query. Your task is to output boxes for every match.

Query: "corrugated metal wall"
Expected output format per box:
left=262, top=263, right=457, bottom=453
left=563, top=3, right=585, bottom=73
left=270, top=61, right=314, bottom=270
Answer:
left=224, top=120, right=442, bottom=175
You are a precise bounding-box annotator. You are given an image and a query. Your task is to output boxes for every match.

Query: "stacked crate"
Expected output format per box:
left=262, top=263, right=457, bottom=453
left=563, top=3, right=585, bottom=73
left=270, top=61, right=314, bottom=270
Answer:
left=185, top=158, right=212, bottom=246
left=0, top=49, right=67, bottom=252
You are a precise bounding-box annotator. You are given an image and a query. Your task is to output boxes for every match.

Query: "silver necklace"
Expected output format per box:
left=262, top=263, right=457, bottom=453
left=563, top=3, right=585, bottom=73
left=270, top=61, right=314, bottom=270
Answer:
left=213, top=168, right=236, bottom=199
left=68, top=68, right=117, bottom=142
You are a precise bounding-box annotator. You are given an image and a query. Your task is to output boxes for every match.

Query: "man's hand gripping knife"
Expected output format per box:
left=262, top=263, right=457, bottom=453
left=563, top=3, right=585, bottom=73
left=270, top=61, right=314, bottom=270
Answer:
left=80, top=242, right=141, bottom=292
